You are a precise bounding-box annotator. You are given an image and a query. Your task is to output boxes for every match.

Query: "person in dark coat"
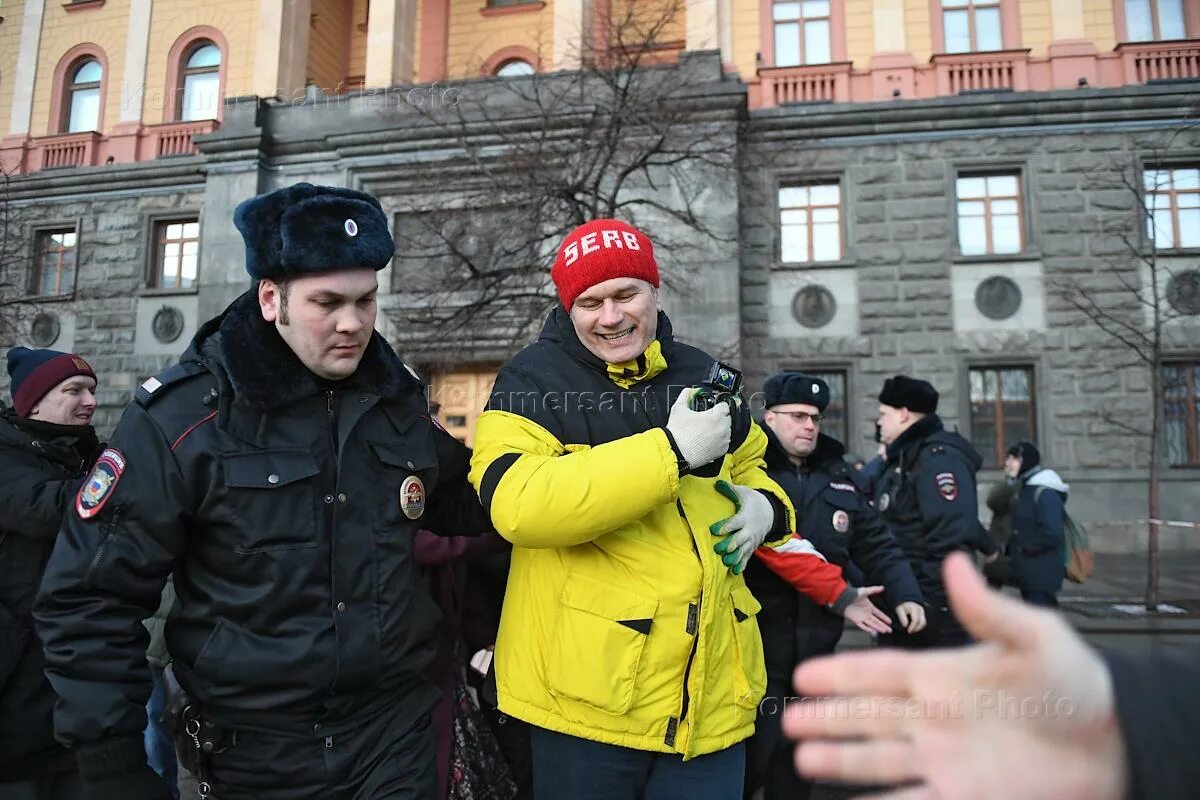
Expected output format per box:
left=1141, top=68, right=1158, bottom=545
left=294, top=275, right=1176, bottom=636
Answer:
left=783, top=551, right=1200, bottom=800
left=743, top=372, right=925, bottom=800
left=1005, top=440, right=1067, bottom=607
left=34, top=183, right=493, bottom=800
left=872, top=375, right=997, bottom=648
left=0, top=347, right=101, bottom=799
left=413, top=528, right=513, bottom=800
left=983, top=473, right=1018, bottom=589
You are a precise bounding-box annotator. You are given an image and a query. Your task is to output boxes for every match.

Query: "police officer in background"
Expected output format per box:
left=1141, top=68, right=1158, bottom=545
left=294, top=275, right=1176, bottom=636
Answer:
left=743, top=372, right=926, bottom=800
left=873, top=375, right=995, bottom=648
left=35, top=183, right=490, bottom=800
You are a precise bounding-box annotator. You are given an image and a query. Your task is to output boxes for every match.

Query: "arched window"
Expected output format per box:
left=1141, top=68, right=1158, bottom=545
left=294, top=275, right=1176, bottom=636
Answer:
left=179, top=42, right=221, bottom=121
left=65, top=58, right=102, bottom=132
left=495, top=59, right=535, bottom=77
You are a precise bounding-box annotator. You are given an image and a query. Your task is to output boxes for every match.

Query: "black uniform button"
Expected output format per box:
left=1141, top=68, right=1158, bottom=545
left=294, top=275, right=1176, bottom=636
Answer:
left=338, top=493, right=348, bottom=504
left=336, top=602, right=347, bottom=612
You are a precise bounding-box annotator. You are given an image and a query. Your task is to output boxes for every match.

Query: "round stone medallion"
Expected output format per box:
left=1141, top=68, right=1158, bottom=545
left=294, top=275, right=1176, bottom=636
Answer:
left=975, top=275, right=1023, bottom=321
left=30, top=313, right=60, bottom=347
left=152, top=306, right=185, bottom=344
left=1166, top=270, right=1200, bottom=316
left=791, top=285, right=837, bottom=329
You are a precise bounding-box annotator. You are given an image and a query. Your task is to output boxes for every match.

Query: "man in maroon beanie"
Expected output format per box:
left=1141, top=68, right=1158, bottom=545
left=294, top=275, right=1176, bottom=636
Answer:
left=468, top=219, right=847, bottom=799
left=1, top=347, right=101, bottom=799
left=6, top=346, right=98, bottom=424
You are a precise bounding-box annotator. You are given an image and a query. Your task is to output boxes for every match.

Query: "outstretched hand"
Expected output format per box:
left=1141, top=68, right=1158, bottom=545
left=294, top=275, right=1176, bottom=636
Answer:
left=783, top=552, right=1128, bottom=800
left=841, top=585, right=892, bottom=635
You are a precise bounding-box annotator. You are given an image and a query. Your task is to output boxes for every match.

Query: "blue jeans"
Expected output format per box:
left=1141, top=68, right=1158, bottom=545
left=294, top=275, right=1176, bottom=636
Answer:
left=529, top=726, right=745, bottom=800
left=145, top=664, right=180, bottom=799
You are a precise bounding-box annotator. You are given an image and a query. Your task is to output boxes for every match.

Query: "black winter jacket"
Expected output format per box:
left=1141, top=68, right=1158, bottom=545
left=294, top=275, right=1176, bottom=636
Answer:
left=0, top=408, right=99, bottom=781
left=873, top=415, right=995, bottom=604
left=745, top=429, right=922, bottom=676
left=34, top=291, right=490, bottom=778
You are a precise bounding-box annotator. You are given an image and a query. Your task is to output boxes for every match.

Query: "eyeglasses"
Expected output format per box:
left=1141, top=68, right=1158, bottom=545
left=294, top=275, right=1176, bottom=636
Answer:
left=776, top=411, right=822, bottom=425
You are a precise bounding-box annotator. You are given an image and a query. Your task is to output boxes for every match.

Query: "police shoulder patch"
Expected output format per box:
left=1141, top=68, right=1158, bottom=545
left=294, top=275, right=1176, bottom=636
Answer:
left=77, top=448, right=126, bottom=519
left=935, top=471, right=958, bottom=501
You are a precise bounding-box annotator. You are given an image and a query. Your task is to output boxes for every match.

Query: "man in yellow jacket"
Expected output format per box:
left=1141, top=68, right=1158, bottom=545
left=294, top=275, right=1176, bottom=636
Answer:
left=470, top=219, right=846, bottom=799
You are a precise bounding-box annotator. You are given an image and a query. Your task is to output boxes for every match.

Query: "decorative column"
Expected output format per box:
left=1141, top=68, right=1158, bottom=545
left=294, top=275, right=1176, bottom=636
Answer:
left=108, top=0, right=153, bottom=163
left=253, top=0, right=311, bottom=101
left=366, top=0, right=417, bottom=88
left=0, top=0, right=47, bottom=172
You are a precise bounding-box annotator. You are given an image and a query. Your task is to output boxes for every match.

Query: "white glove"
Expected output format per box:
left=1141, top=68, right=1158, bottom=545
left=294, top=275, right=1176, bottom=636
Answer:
left=665, top=387, right=732, bottom=471
left=711, top=480, right=775, bottom=574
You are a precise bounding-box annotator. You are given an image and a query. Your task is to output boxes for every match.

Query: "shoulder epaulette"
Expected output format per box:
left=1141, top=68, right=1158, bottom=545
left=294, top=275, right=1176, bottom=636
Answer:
left=135, top=361, right=209, bottom=407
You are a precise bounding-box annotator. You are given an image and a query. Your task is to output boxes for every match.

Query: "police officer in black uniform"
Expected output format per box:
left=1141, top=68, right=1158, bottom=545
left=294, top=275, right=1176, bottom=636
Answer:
left=35, top=183, right=490, bottom=800
left=872, top=375, right=996, bottom=649
left=743, top=372, right=925, bottom=800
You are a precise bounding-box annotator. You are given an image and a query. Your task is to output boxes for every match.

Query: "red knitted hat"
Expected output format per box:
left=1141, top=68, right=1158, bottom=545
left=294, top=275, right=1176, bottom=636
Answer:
left=550, top=219, right=659, bottom=309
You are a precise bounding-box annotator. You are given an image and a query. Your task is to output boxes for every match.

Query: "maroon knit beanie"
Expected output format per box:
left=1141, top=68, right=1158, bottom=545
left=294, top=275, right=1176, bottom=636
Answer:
left=6, top=347, right=97, bottom=417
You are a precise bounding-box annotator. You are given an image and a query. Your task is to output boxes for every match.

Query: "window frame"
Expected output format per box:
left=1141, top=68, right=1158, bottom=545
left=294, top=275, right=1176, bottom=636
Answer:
left=949, top=163, right=1037, bottom=262
left=757, top=0, right=848, bottom=69
left=163, top=27, right=229, bottom=123
left=28, top=221, right=82, bottom=300
left=777, top=177, right=846, bottom=266
left=49, top=45, right=109, bottom=135
left=481, top=45, right=541, bottom=76
left=1115, top=0, right=1198, bottom=43
left=964, top=363, right=1040, bottom=468
left=1163, top=359, right=1200, bottom=467
left=1143, top=164, right=1200, bottom=253
left=143, top=211, right=202, bottom=295
left=930, top=0, right=1020, bottom=55
left=771, top=0, right=834, bottom=67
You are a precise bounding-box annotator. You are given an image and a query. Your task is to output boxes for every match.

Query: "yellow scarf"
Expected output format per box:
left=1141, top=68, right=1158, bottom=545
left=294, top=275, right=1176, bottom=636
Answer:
left=605, top=340, right=668, bottom=389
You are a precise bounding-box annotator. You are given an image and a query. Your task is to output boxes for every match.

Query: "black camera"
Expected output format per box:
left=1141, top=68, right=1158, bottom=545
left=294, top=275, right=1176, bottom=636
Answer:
left=689, top=362, right=743, bottom=413
left=685, top=362, right=742, bottom=478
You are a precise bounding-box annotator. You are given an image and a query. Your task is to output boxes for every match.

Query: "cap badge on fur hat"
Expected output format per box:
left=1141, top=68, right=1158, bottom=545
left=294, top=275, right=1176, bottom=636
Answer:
left=234, top=182, right=394, bottom=281
left=762, top=371, right=830, bottom=412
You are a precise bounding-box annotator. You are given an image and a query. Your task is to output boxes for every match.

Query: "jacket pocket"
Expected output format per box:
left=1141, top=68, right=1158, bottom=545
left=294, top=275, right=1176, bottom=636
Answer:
left=369, top=440, right=438, bottom=529
left=191, top=617, right=313, bottom=704
left=547, top=574, right=658, bottom=715
left=221, top=450, right=319, bottom=553
left=729, top=583, right=767, bottom=710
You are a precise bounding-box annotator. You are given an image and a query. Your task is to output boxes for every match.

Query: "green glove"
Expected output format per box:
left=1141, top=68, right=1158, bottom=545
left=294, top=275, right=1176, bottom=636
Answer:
left=710, top=479, right=774, bottom=574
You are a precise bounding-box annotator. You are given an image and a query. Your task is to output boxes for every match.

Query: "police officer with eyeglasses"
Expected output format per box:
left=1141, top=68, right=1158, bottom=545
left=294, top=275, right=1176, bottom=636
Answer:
left=743, top=372, right=925, bottom=800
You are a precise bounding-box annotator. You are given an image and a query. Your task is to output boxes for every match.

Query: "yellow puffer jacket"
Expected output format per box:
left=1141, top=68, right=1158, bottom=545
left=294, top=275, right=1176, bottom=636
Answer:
left=468, top=309, right=796, bottom=758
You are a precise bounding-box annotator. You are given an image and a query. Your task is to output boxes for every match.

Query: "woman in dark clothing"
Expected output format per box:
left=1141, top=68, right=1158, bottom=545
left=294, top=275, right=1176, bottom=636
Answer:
left=0, top=348, right=101, bottom=799
left=1005, top=441, right=1068, bottom=607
